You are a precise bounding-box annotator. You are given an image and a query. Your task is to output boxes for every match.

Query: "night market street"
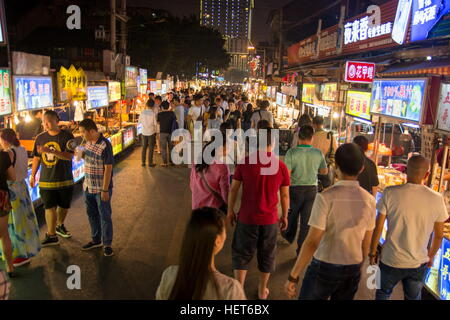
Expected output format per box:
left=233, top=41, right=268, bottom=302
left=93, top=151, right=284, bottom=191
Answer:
left=4, top=146, right=403, bottom=300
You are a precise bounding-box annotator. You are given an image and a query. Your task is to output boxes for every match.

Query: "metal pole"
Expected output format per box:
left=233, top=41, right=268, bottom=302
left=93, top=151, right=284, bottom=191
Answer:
left=120, top=0, right=127, bottom=56
left=373, top=120, right=381, bottom=165
left=438, top=146, right=449, bottom=192
left=388, top=122, right=395, bottom=167
left=111, top=0, right=116, bottom=53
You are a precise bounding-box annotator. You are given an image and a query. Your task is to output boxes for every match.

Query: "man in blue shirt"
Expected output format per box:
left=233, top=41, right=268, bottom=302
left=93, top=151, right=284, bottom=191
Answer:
left=78, top=119, right=115, bottom=257
left=282, top=125, right=328, bottom=255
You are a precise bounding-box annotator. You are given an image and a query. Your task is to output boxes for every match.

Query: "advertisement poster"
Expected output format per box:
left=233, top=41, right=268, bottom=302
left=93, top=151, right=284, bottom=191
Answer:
left=57, top=65, right=87, bottom=101
left=86, top=86, right=109, bottom=110
left=149, top=80, right=157, bottom=93
left=123, top=127, right=135, bottom=149
left=266, top=86, right=272, bottom=98
left=346, top=91, right=372, bottom=121
left=425, top=238, right=450, bottom=300
left=276, top=92, right=283, bottom=106
left=302, top=84, right=316, bottom=104
left=370, top=78, right=427, bottom=122
left=282, top=93, right=288, bottom=106
left=436, top=83, right=450, bottom=132
left=0, top=69, right=12, bottom=116
left=321, top=83, right=338, bottom=102
left=108, top=81, right=121, bottom=102
left=125, top=66, right=138, bottom=88
left=410, top=0, right=450, bottom=42
left=14, top=76, right=53, bottom=111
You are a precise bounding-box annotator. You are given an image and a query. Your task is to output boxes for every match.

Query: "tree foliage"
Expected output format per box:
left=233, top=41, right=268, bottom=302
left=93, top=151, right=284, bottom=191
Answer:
left=128, top=12, right=230, bottom=79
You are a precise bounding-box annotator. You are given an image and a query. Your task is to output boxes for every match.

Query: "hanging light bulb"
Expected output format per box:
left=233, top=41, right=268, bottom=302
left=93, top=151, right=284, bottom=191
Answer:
left=25, top=113, right=32, bottom=123
left=333, top=112, right=340, bottom=119
left=14, top=115, right=19, bottom=125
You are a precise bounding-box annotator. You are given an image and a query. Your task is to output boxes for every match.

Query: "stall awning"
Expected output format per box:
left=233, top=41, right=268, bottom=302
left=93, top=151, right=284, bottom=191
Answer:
left=380, top=59, right=450, bottom=77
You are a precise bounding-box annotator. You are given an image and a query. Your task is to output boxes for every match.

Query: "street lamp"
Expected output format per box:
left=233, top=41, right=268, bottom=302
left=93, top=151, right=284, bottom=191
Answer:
left=248, top=46, right=255, bottom=50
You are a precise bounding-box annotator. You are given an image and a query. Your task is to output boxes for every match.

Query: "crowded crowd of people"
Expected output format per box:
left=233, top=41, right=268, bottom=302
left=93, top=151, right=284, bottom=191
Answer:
left=0, top=85, right=448, bottom=301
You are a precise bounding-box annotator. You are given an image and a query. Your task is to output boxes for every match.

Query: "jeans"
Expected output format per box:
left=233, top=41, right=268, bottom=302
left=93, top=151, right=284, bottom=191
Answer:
left=299, top=258, right=362, bottom=300
left=141, top=134, right=156, bottom=165
left=85, top=190, right=113, bottom=246
left=160, top=133, right=173, bottom=164
left=282, top=186, right=317, bottom=254
left=376, top=262, right=428, bottom=300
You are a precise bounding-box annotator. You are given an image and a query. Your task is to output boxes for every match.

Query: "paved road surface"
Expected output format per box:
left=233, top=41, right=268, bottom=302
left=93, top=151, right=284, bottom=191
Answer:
left=3, top=146, right=405, bottom=300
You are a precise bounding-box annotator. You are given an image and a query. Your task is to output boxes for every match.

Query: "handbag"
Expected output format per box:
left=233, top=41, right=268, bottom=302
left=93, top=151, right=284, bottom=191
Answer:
left=199, top=170, right=228, bottom=213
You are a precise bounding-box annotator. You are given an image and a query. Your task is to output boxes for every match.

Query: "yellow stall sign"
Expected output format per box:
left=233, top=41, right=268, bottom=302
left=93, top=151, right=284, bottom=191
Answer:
left=57, top=65, right=87, bottom=102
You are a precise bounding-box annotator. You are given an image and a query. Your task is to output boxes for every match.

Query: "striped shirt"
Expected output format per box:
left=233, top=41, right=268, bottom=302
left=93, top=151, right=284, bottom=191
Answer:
left=83, top=134, right=114, bottom=194
left=0, top=271, right=9, bottom=300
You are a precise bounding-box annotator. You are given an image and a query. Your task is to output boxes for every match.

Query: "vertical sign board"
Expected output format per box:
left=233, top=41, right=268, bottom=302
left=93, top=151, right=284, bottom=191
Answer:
left=345, top=91, right=372, bottom=121
left=410, top=0, right=450, bottom=42
left=436, top=83, right=450, bottom=132
left=0, top=69, right=11, bottom=116
left=0, top=0, right=7, bottom=45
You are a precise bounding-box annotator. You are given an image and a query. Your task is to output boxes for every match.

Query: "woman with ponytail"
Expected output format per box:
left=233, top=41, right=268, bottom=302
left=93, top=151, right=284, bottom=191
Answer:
left=0, top=128, right=40, bottom=269
left=156, top=207, right=246, bottom=300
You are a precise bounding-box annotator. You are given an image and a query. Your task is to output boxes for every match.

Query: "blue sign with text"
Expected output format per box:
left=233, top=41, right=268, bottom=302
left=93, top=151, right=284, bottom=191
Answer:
left=14, top=76, right=54, bottom=111
left=87, top=86, right=109, bottom=109
left=411, top=0, right=450, bottom=42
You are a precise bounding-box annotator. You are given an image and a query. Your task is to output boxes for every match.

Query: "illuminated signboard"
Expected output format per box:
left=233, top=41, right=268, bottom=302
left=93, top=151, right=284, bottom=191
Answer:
left=345, top=61, right=376, bottom=83
left=123, top=126, right=135, bottom=149
left=139, top=68, right=147, bottom=85
left=57, top=65, right=87, bottom=101
left=108, top=81, right=121, bottom=102
left=0, top=69, right=12, bottom=116
left=87, top=86, right=109, bottom=109
left=125, top=66, right=138, bottom=88
left=410, top=0, right=450, bottom=42
left=276, top=92, right=283, bottom=106
left=344, top=15, right=392, bottom=45
left=321, top=83, right=338, bottom=102
left=302, top=84, right=316, bottom=104
left=436, top=83, right=450, bottom=132
left=108, top=132, right=123, bottom=155
left=0, top=1, right=7, bottom=45
left=149, top=80, right=157, bottom=93
left=266, top=86, right=272, bottom=98
left=370, top=78, right=427, bottom=122
left=14, top=76, right=53, bottom=111
left=345, top=90, right=372, bottom=121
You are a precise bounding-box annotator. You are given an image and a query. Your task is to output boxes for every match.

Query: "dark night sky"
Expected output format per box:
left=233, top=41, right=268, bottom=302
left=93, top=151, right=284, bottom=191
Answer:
left=128, top=0, right=292, bottom=43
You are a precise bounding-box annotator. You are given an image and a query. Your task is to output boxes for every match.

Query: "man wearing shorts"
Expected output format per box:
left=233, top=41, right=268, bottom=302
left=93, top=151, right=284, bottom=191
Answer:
left=227, top=128, right=290, bottom=299
left=31, top=110, right=75, bottom=246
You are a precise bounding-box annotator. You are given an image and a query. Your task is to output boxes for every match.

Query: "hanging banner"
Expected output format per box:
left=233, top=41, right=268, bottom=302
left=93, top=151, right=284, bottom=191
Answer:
left=302, top=84, right=316, bottom=104
left=345, top=61, right=376, bottom=83
left=14, top=76, right=53, bottom=111
left=436, top=83, right=450, bottom=132
left=0, top=68, right=11, bottom=116
left=370, top=78, right=427, bottom=122
left=345, top=90, right=372, bottom=121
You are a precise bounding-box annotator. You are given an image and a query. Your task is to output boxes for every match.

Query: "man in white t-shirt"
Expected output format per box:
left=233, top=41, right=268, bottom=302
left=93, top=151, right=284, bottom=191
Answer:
left=171, top=95, right=184, bottom=130
left=187, top=94, right=206, bottom=139
left=285, top=143, right=376, bottom=300
left=370, top=155, right=448, bottom=300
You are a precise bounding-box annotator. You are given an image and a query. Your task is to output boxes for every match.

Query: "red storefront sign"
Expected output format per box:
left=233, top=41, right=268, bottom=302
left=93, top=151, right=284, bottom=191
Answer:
left=344, top=61, right=376, bottom=83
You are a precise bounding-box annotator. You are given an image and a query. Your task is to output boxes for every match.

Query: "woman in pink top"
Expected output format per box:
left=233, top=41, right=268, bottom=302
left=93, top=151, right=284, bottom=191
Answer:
left=190, top=141, right=230, bottom=210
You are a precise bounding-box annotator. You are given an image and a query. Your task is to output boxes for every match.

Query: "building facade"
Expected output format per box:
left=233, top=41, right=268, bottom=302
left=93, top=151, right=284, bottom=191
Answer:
left=200, top=0, right=254, bottom=72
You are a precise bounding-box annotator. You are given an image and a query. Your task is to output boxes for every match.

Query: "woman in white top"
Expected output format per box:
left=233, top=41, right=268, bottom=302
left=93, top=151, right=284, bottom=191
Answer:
left=156, top=207, right=246, bottom=300
left=0, top=129, right=41, bottom=268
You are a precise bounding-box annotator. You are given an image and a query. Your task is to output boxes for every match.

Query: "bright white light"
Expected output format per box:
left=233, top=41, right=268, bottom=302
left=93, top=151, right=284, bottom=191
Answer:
left=426, top=56, right=432, bottom=61
left=14, top=116, right=19, bottom=125
left=333, top=112, right=340, bottom=119
left=25, top=113, right=32, bottom=123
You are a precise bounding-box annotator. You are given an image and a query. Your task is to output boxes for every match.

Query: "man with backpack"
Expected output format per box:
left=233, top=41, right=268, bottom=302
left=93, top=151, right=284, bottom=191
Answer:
left=157, top=101, right=177, bottom=167
left=250, top=100, right=274, bottom=129
left=312, top=116, right=337, bottom=190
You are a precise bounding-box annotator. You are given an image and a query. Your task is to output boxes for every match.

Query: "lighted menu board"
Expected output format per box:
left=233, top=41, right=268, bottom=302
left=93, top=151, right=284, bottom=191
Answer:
left=86, top=86, right=109, bottom=109
left=436, top=83, right=450, bottom=133
left=0, top=69, right=12, bottom=116
left=302, top=83, right=316, bottom=103
left=266, top=86, right=272, bottom=98
left=345, top=90, right=372, bottom=121
left=139, top=68, right=147, bottom=85
left=108, top=81, right=121, bottom=102
left=276, top=92, right=283, bottom=106
left=125, top=66, right=138, bottom=88
left=14, top=76, right=53, bottom=111
left=108, top=131, right=123, bottom=155
left=282, top=93, right=288, bottom=106
left=370, top=78, right=427, bottom=123
left=321, top=83, right=338, bottom=102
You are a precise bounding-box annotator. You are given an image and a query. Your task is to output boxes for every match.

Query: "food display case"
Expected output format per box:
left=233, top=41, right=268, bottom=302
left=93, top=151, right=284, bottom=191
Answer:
left=377, top=166, right=407, bottom=192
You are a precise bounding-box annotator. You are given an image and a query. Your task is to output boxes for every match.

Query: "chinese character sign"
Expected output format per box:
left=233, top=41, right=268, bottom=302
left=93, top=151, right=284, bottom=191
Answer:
left=411, top=0, right=450, bottom=42
left=370, top=79, right=427, bottom=122
left=86, top=86, right=109, bottom=110
left=14, top=76, right=53, bottom=111
left=108, top=81, right=121, bottom=102
left=345, top=61, right=376, bottom=83
left=57, top=65, right=87, bottom=101
left=344, top=17, right=392, bottom=45
left=436, top=83, right=450, bottom=132
left=345, top=91, right=372, bottom=121
left=321, top=83, right=338, bottom=102
left=0, top=69, right=12, bottom=116
left=125, top=66, right=138, bottom=88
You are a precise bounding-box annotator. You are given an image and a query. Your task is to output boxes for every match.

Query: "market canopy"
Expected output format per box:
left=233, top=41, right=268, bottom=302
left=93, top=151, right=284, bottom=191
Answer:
left=380, top=59, right=450, bottom=77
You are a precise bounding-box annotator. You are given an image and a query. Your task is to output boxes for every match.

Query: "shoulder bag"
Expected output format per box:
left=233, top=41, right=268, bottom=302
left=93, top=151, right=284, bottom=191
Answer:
left=199, top=170, right=228, bottom=213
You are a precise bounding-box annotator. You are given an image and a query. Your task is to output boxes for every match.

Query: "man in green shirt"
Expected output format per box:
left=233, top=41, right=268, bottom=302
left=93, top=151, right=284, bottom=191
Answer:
left=282, top=125, right=328, bottom=255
